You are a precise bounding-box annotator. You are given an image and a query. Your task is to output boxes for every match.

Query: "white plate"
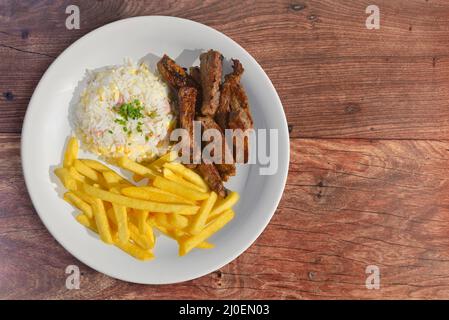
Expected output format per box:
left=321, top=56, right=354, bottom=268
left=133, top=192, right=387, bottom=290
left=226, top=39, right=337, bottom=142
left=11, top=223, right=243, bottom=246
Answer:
left=21, top=16, right=289, bottom=284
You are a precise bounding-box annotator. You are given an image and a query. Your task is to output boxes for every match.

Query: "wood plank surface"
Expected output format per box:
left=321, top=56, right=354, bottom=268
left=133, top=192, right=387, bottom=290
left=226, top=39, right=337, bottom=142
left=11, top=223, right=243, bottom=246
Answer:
left=2, top=0, right=449, bottom=299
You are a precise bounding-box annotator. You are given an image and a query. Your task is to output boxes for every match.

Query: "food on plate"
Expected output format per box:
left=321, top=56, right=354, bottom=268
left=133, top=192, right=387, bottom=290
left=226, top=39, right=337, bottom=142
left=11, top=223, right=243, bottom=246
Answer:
left=199, top=50, right=223, bottom=116
left=63, top=137, right=79, bottom=168
left=196, top=116, right=236, bottom=181
left=156, top=50, right=254, bottom=195
left=196, top=163, right=227, bottom=198
left=156, top=54, right=198, bottom=91
left=72, top=60, right=174, bottom=162
left=54, top=136, right=238, bottom=260
left=178, top=86, right=197, bottom=162
left=54, top=49, right=251, bottom=261
left=178, top=209, right=235, bottom=256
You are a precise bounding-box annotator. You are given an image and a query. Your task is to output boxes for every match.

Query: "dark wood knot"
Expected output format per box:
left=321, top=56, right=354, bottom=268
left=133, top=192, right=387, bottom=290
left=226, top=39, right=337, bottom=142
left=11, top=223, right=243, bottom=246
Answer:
left=3, top=91, right=14, bottom=101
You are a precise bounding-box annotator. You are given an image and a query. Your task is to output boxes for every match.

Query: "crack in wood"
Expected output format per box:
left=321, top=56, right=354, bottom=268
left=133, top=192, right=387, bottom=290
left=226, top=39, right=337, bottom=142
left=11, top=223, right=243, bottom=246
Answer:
left=0, top=44, right=55, bottom=58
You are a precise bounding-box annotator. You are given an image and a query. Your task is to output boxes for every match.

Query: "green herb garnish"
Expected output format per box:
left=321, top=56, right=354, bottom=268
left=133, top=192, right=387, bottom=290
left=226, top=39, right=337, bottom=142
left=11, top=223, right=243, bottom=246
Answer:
left=117, top=100, right=144, bottom=121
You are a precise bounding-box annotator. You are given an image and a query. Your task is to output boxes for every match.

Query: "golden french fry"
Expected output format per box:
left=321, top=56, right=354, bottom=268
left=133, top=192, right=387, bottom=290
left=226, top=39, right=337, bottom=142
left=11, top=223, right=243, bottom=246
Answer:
left=147, top=151, right=177, bottom=171
left=196, top=241, right=215, bottom=249
left=110, top=188, right=130, bottom=244
left=168, top=214, right=189, bottom=230
left=64, top=192, right=93, bottom=218
left=189, top=192, right=217, bottom=235
left=103, top=171, right=132, bottom=189
left=121, top=186, right=195, bottom=205
left=68, top=166, right=87, bottom=184
left=76, top=213, right=97, bottom=232
left=135, top=209, right=149, bottom=233
left=83, top=183, right=199, bottom=214
left=72, top=189, right=95, bottom=205
left=80, top=159, right=110, bottom=172
left=154, top=212, right=171, bottom=229
left=54, top=167, right=77, bottom=191
left=178, top=209, right=235, bottom=256
left=63, top=137, right=78, bottom=168
left=117, top=156, right=159, bottom=179
left=77, top=214, right=152, bottom=260
left=153, top=222, right=211, bottom=249
left=128, top=223, right=154, bottom=249
left=153, top=176, right=209, bottom=201
left=113, top=236, right=154, bottom=260
left=208, top=191, right=240, bottom=222
left=163, top=168, right=207, bottom=193
left=92, top=198, right=113, bottom=244
left=163, top=162, right=209, bottom=191
left=74, top=159, right=102, bottom=182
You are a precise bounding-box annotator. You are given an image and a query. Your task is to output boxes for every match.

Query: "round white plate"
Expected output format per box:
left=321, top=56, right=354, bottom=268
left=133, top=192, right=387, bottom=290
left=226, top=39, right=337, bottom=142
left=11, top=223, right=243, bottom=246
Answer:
left=21, top=16, right=289, bottom=284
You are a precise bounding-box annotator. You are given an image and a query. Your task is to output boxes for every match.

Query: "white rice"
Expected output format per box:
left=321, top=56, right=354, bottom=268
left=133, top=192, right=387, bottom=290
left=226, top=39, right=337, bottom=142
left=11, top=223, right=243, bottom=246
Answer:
left=73, top=59, right=174, bottom=162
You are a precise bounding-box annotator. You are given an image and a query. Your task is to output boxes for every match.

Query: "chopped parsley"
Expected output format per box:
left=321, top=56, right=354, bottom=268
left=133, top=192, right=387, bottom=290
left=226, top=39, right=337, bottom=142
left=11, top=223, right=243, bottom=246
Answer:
left=113, top=99, right=146, bottom=135
left=118, top=99, right=144, bottom=121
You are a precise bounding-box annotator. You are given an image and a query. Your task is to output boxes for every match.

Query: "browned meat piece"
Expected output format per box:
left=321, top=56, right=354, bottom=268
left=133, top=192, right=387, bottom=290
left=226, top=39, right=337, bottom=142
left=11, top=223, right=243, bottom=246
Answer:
left=215, top=59, right=252, bottom=163
left=189, top=66, right=201, bottom=85
left=189, top=66, right=203, bottom=114
left=197, top=116, right=236, bottom=181
left=197, top=163, right=226, bottom=198
left=216, top=59, right=244, bottom=130
left=200, top=50, right=223, bottom=116
left=157, top=55, right=197, bottom=91
left=178, top=87, right=197, bottom=166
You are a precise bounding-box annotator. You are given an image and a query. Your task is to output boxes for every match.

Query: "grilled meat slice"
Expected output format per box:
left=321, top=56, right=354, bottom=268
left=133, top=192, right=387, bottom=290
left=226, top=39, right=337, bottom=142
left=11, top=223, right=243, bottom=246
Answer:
left=197, top=163, right=226, bottom=198
left=197, top=116, right=236, bottom=181
left=200, top=50, right=223, bottom=116
left=178, top=87, right=197, bottom=166
left=189, top=66, right=203, bottom=114
left=216, top=59, right=244, bottom=130
left=157, top=55, right=197, bottom=91
left=189, top=66, right=201, bottom=85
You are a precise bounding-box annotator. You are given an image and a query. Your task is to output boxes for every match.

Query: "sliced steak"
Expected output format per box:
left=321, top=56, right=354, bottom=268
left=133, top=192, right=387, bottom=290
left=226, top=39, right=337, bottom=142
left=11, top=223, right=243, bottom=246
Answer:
left=197, top=116, right=236, bottom=181
left=197, top=163, right=226, bottom=198
left=200, top=50, right=223, bottom=116
left=157, top=55, right=197, bottom=91
left=216, top=59, right=244, bottom=130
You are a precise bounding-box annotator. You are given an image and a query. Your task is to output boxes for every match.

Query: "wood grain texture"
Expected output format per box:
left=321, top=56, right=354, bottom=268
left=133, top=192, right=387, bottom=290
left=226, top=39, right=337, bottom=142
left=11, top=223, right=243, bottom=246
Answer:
left=2, top=0, right=449, bottom=138
left=3, top=134, right=449, bottom=299
left=2, top=0, right=449, bottom=299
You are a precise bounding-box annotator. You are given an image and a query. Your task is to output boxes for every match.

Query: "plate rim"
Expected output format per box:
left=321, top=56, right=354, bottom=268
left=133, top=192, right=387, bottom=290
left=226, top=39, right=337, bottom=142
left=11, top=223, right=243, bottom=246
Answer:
left=21, top=15, right=290, bottom=284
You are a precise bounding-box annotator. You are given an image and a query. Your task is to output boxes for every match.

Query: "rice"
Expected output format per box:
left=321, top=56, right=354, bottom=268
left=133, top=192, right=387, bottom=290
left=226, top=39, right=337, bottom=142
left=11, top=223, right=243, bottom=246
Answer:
left=73, top=59, right=175, bottom=162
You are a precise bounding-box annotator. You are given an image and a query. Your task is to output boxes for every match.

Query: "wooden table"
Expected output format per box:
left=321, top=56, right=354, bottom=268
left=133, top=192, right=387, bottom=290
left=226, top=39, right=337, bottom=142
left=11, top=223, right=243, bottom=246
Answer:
left=1, top=0, right=449, bottom=299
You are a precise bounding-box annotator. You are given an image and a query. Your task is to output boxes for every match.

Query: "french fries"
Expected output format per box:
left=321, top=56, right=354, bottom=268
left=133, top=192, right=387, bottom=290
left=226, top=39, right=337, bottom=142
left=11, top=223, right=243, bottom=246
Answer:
left=64, top=192, right=93, bottom=218
left=83, top=183, right=199, bottom=214
left=54, top=167, right=77, bottom=191
left=208, top=191, right=240, bottom=222
left=117, top=156, right=159, bottom=180
left=110, top=188, right=130, bottom=244
left=147, top=151, right=177, bottom=171
left=56, top=137, right=240, bottom=261
left=121, top=186, right=195, bottom=205
left=63, top=137, right=78, bottom=168
left=179, top=209, right=235, bottom=256
left=80, top=159, right=110, bottom=172
left=163, top=162, right=209, bottom=192
left=74, top=159, right=102, bottom=183
left=189, top=192, right=217, bottom=235
left=92, top=198, right=113, bottom=244
left=153, top=176, right=209, bottom=201
left=163, top=168, right=207, bottom=193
